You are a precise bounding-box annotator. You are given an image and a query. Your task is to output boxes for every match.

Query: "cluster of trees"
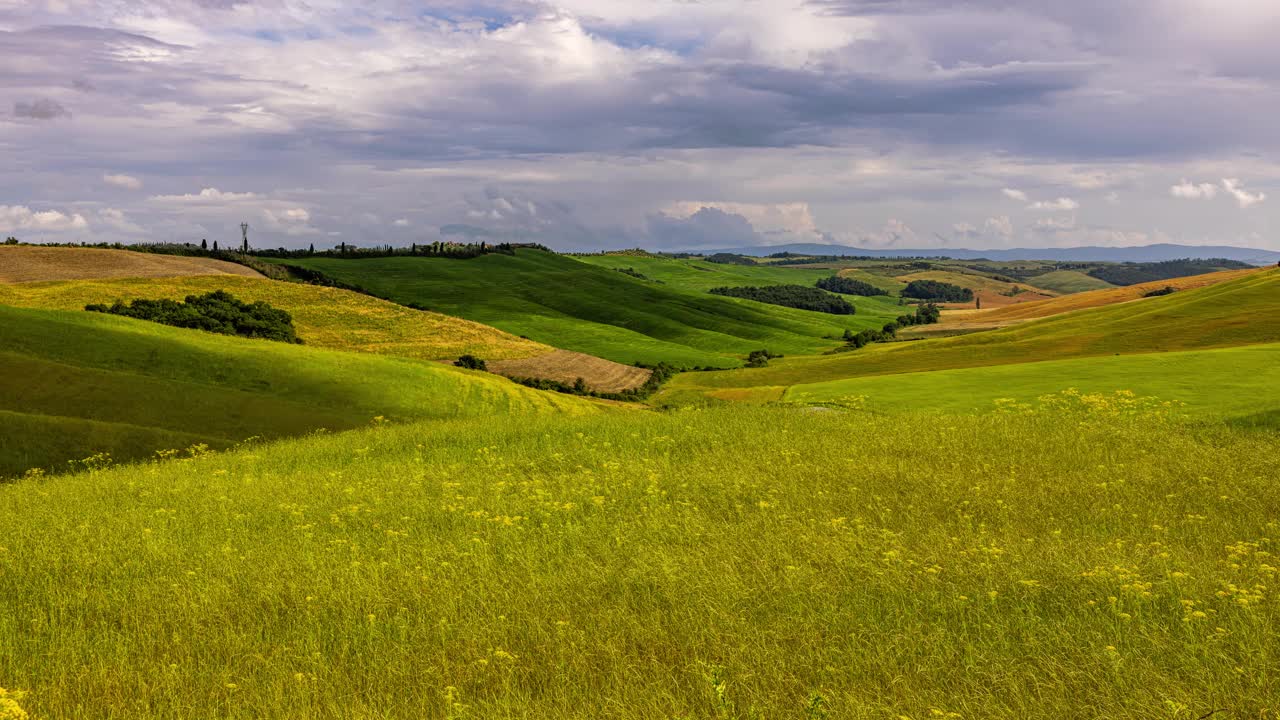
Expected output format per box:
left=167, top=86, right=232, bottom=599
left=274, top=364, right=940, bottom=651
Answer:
left=3, top=237, right=18, bottom=245
left=454, top=355, right=487, bottom=370
left=704, top=253, right=759, bottom=266
left=506, top=362, right=679, bottom=402
left=708, top=285, right=856, bottom=314
left=901, top=279, right=974, bottom=302
left=832, top=303, right=942, bottom=353
left=816, top=275, right=889, bottom=297
left=1143, top=286, right=1178, bottom=298
left=1087, top=258, right=1252, bottom=286
left=746, top=349, right=782, bottom=368
left=85, top=290, right=301, bottom=343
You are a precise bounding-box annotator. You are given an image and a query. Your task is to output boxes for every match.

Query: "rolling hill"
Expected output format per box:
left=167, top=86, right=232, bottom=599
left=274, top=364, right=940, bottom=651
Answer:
left=266, top=250, right=903, bottom=368
left=784, top=342, right=1280, bottom=424
left=0, top=274, right=550, bottom=363
left=572, top=253, right=840, bottom=292
left=954, top=267, right=1263, bottom=325
left=1020, top=269, right=1115, bottom=294
left=0, top=245, right=262, bottom=283
left=663, top=267, right=1280, bottom=395
left=0, top=304, right=597, bottom=477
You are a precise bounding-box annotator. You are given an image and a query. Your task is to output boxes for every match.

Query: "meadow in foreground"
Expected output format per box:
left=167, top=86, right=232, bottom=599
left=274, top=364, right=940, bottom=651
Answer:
left=1, top=399, right=1276, bottom=719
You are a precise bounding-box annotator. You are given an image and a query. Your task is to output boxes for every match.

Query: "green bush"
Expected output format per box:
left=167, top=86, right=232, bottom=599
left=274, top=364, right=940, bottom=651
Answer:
left=454, top=355, right=488, bottom=371
left=84, top=290, right=301, bottom=343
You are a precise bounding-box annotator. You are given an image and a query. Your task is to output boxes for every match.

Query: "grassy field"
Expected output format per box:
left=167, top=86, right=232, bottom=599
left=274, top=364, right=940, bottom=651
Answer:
left=572, top=254, right=838, bottom=292
left=783, top=342, right=1280, bottom=424
left=2, top=403, right=1277, bottom=719
left=834, top=267, right=909, bottom=294
left=0, top=305, right=596, bottom=477
left=0, top=245, right=262, bottom=283
left=267, top=250, right=903, bottom=368
left=954, top=268, right=1263, bottom=325
left=0, top=275, right=550, bottom=363
left=665, top=267, right=1280, bottom=394
left=895, top=270, right=1056, bottom=308
left=1025, top=269, right=1116, bottom=294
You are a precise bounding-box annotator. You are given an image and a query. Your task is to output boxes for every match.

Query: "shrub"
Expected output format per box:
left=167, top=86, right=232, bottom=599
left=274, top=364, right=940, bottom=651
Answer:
left=85, top=290, right=301, bottom=343
left=454, top=355, right=488, bottom=371
left=746, top=349, right=781, bottom=368
left=1143, top=286, right=1178, bottom=298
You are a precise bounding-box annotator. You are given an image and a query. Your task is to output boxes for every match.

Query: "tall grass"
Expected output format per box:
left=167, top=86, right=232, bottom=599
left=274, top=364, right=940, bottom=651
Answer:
left=1, top=399, right=1276, bottom=718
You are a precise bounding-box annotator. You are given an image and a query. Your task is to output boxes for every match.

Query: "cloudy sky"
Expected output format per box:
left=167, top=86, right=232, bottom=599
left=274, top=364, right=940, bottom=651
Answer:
left=2, top=0, right=1277, bottom=251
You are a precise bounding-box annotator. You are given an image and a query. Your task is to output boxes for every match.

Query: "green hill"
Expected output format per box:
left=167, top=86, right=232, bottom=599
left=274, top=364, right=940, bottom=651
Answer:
left=2, top=404, right=1276, bottom=718
left=0, top=304, right=596, bottom=477
left=1024, top=269, right=1115, bottom=294
left=574, top=253, right=838, bottom=292
left=785, top=342, right=1280, bottom=424
left=666, top=267, right=1280, bottom=393
left=266, top=250, right=902, bottom=368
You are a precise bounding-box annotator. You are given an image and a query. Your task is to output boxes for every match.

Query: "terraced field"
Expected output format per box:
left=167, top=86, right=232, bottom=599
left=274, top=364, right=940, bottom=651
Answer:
left=268, top=250, right=903, bottom=368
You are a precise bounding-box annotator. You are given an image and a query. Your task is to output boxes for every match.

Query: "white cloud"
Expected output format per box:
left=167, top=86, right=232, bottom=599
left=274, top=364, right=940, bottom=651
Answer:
left=985, top=215, right=1014, bottom=239
left=1001, top=188, right=1028, bottom=202
left=663, top=201, right=819, bottom=236
left=97, top=208, right=144, bottom=233
left=262, top=207, right=319, bottom=236
left=393, top=218, right=411, bottom=227
left=1028, top=197, right=1080, bottom=211
left=150, top=187, right=259, bottom=203
left=1170, top=179, right=1219, bottom=199
left=103, top=173, right=143, bottom=190
left=1104, top=191, right=1121, bottom=204
left=1222, top=178, right=1267, bottom=208
left=1032, top=216, right=1078, bottom=233
left=0, top=205, right=89, bottom=232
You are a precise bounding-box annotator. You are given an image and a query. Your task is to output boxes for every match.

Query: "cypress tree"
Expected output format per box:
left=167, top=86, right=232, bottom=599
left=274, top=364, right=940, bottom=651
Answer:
left=201, top=238, right=208, bottom=251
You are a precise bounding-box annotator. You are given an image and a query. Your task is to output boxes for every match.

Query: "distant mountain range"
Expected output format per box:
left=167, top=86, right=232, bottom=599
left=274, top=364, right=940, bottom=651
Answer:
left=708, top=243, right=1280, bottom=265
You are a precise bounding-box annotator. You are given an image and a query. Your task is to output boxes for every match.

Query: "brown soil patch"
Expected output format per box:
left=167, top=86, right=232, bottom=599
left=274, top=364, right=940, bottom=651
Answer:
left=489, top=350, right=651, bottom=393
left=0, top=246, right=263, bottom=283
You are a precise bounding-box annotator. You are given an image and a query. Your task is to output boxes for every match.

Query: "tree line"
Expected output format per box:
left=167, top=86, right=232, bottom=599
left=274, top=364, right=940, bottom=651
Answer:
left=832, top=303, right=941, bottom=352
left=1087, top=258, right=1252, bottom=286
left=708, top=285, right=856, bottom=314
left=901, top=279, right=974, bottom=302
left=816, top=275, right=889, bottom=297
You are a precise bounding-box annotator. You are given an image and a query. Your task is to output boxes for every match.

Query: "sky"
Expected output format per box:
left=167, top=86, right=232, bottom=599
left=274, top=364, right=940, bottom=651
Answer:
left=1, top=0, right=1277, bottom=252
